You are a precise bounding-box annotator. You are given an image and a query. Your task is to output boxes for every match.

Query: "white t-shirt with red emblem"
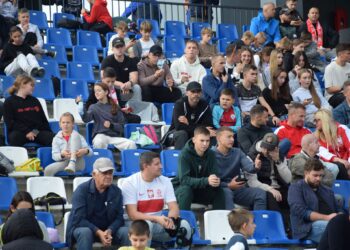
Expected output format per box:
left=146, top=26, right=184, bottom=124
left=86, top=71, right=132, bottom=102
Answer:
left=121, top=172, right=176, bottom=216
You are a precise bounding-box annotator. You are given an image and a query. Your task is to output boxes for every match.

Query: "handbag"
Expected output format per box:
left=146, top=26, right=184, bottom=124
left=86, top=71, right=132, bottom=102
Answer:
left=34, top=192, right=66, bottom=225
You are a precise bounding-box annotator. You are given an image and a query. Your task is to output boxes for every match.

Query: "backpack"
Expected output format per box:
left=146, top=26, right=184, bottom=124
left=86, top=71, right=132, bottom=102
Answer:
left=0, top=151, right=15, bottom=176
left=141, top=125, right=159, bottom=144
left=34, top=192, right=66, bottom=225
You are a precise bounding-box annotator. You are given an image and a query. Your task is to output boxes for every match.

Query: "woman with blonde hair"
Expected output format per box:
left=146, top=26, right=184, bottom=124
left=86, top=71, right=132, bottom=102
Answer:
left=314, top=109, right=350, bottom=180
left=263, top=49, right=283, bottom=86
left=233, top=46, right=255, bottom=84
left=3, top=75, right=54, bottom=146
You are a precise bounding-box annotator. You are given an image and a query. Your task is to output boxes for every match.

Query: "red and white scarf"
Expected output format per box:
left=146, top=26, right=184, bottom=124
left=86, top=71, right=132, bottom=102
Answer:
left=306, top=19, right=323, bottom=48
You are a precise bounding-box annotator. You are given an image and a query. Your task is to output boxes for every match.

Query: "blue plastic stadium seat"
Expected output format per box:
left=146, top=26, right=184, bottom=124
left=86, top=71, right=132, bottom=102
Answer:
left=0, top=177, right=18, bottom=210
left=47, top=28, right=73, bottom=48
left=242, top=24, right=250, bottom=33
left=77, top=30, right=103, bottom=49
left=333, top=180, right=350, bottom=209
left=160, top=150, right=180, bottom=177
left=121, top=149, right=150, bottom=176
left=42, top=44, right=68, bottom=65
left=53, top=12, right=76, bottom=28
left=73, top=46, right=100, bottom=66
left=217, top=38, right=231, bottom=53
left=67, top=62, right=95, bottom=82
left=61, top=79, right=89, bottom=102
left=164, top=37, right=185, bottom=58
left=0, top=75, right=14, bottom=98
left=191, top=22, right=210, bottom=40
left=84, top=148, right=121, bottom=176
left=161, top=103, right=174, bottom=125
left=217, top=24, right=239, bottom=41
left=32, top=78, right=55, bottom=101
left=29, top=10, right=49, bottom=30
left=165, top=21, right=188, bottom=38
left=3, top=124, right=42, bottom=147
left=38, top=59, right=60, bottom=78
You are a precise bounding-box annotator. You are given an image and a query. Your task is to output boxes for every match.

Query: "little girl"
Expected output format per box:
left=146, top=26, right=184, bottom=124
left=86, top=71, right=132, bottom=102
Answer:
left=0, top=26, right=45, bottom=77
left=44, top=112, right=92, bottom=176
left=292, top=69, right=331, bottom=127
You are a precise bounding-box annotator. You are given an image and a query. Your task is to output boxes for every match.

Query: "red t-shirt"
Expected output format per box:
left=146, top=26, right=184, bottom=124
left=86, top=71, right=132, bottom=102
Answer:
left=63, top=135, right=70, bottom=142
left=220, top=107, right=236, bottom=127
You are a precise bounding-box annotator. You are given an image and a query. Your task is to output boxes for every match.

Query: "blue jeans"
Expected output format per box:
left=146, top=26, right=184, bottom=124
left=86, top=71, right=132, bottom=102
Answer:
left=307, top=220, right=329, bottom=243
left=223, top=186, right=267, bottom=210
left=73, top=226, right=129, bottom=250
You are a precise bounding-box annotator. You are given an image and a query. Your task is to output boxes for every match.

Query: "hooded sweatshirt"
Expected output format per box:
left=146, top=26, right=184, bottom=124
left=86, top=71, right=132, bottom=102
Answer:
left=137, top=57, right=173, bottom=87
left=83, top=0, right=112, bottom=29
left=172, top=140, right=219, bottom=189
left=274, top=120, right=311, bottom=158
left=170, top=55, right=207, bottom=91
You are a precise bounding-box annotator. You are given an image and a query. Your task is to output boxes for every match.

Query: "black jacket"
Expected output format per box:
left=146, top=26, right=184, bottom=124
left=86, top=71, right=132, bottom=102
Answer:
left=0, top=43, right=34, bottom=71
left=237, top=123, right=272, bottom=154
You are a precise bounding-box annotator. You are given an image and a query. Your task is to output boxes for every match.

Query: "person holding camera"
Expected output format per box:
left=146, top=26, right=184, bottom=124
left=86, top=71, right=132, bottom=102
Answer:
left=214, top=127, right=267, bottom=210
left=121, top=151, right=192, bottom=247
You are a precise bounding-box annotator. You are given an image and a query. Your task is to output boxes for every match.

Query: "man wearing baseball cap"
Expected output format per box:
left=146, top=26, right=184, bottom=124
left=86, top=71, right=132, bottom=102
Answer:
left=279, top=8, right=299, bottom=39
left=66, top=158, right=129, bottom=250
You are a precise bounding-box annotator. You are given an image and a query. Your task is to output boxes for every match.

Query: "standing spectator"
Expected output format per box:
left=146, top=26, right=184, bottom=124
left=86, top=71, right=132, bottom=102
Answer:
left=170, top=40, right=207, bottom=93
left=198, top=27, right=218, bottom=68
left=66, top=158, right=129, bottom=250
left=333, top=80, right=350, bottom=128
left=137, top=45, right=182, bottom=103
left=185, top=0, right=219, bottom=23
left=274, top=102, right=311, bottom=158
left=3, top=75, right=54, bottom=146
left=132, top=21, right=157, bottom=59
left=324, top=43, right=350, bottom=108
left=288, top=158, right=339, bottom=243
left=44, top=112, right=92, bottom=176
left=81, top=0, right=113, bottom=35
left=0, top=26, right=45, bottom=77
left=84, top=82, right=137, bottom=150
left=121, top=152, right=192, bottom=247
left=202, top=54, right=239, bottom=106
left=172, top=126, right=225, bottom=210
left=214, top=127, right=267, bottom=210
left=122, top=0, right=162, bottom=23
left=165, top=81, right=213, bottom=150
left=250, top=2, right=281, bottom=46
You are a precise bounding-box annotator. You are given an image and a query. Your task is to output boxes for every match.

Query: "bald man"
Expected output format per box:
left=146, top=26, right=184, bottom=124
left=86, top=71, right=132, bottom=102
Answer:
left=250, top=2, right=281, bottom=45
left=202, top=54, right=239, bottom=105
left=289, top=134, right=338, bottom=187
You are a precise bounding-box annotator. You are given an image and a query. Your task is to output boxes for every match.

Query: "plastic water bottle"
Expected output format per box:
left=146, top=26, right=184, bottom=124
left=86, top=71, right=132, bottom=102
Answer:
left=77, top=95, right=84, bottom=116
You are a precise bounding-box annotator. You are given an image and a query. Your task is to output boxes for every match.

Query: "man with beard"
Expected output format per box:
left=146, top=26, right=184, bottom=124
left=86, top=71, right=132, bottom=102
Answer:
left=288, top=158, right=340, bottom=243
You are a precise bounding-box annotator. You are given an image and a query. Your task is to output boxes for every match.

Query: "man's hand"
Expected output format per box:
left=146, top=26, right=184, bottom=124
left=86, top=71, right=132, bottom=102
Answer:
left=325, top=213, right=338, bottom=221
left=228, top=176, right=246, bottom=190
left=206, top=127, right=217, bottom=137
left=156, top=215, right=175, bottom=229
left=81, top=8, right=86, bottom=15
left=255, top=154, right=262, bottom=169
left=104, top=120, right=111, bottom=128
left=154, top=69, right=164, bottom=78
left=96, top=229, right=112, bottom=247
left=221, top=73, right=228, bottom=83
left=26, top=131, right=36, bottom=141
left=208, top=174, right=220, bottom=187
left=269, top=148, right=280, bottom=162
left=272, top=116, right=280, bottom=126
left=334, top=158, right=350, bottom=169
left=181, top=75, right=189, bottom=84
left=235, top=63, right=243, bottom=73
left=269, top=188, right=282, bottom=202
left=178, top=116, right=189, bottom=125
left=290, top=19, right=303, bottom=26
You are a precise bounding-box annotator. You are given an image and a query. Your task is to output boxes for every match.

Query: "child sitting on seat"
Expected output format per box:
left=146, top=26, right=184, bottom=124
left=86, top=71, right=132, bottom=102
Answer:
left=132, top=21, right=156, bottom=59
left=107, top=21, right=136, bottom=56
left=44, top=112, right=92, bottom=176
left=198, top=27, right=218, bottom=68
left=226, top=208, right=256, bottom=250
left=118, top=220, right=154, bottom=250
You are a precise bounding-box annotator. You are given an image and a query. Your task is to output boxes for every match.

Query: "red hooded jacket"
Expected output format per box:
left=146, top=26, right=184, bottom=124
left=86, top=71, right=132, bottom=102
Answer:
left=83, top=0, right=112, bottom=29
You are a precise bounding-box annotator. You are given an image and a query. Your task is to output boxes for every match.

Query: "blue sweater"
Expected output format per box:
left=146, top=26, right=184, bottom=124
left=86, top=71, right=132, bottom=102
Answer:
left=250, top=12, right=281, bottom=44
left=287, top=180, right=338, bottom=240
left=66, top=179, right=125, bottom=246
left=212, top=105, right=242, bottom=133
left=202, top=73, right=239, bottom=106
left=333, top=100, right=350, bottom=129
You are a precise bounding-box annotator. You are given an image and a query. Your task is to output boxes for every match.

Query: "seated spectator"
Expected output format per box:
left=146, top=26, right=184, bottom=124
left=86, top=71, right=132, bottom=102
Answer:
left=81, top=0, right=113, bottom=35
left=288, top=158, right=340, bottom=243
left=289, top=134, right=338, bottom=187
left=255, top=46, right=273, bottom=89
left=66, top=158, right=129, bottom=250
left=237, top=64, right=280, bottom=126
left=314, top=109, right=350, bottom=180
left=84, top=82, right=137, bottom=150
left=247, top=133, right=292, bottom=228
left=101, top=37, right=142, bottom=103
left=4, top=75, right=54, bottom=147
left=275, top=102, right=311, bottom=158
left=198, top=27, right=218, bottom=68
left=275, top=36, right=292, bottom=53
left=283, top=38, right=305, bottom=73
left=0, top=0, right=17, bottom=50
left=333, top=80, right=350, bottom=128
left=262, top=68, right=292, bottom=121
left=86, top=67, right=142, bottom=124
left=232, top=47, right=256, bottom=85
left=121, top=152, right=192, bottom=247
left=170, top=40, right=207, bottom=93
left=202, top=54, right=239, bottom=105
left=1, top=209, right=52, bottom=250
left=324, top=43, right=350, bottom=108
left=292, top=69, right=331, bottom=127
left=17, top=8, right=56, bottom=58
left=301, top=31, right=327, bottom=73
left=215, top=127, right=267, bottom=210
left=241, top=31, right=255, bottom=47
left=107, top=21, right=136, bottom=57
left=172, top=126, right=225, bottom=210
left=288, top=51, right=322, bottom=94
left=0, top=26, right=45, bottom=78
left=118, top=220, right=154, bottom=250
left=137, top=45, right=182, bottom=103
left=44, top=112, right=92, bottom=176
left=263, top=49, right=283, bottom=88
left=226, top=209, right=256, bottom=250
left=237, top=104, right=272, bottom=154
left=225, top=43, right=241, bottom=80
left=306, top=7, right=338, bottom=59
left=0, top=191, right=49, bottom=245
left=164, top=81, right=213, bottom=150
left=133, top=21, right=157, bottom=59
left=250, top=32, right=267, bottom=54
left=276, top=0, right=305, bottom=34
left=212, top=89, right=242, bottom=133
left=250, top=2, right=281, bottom=46
left=278, top=8, right=298, bottom=40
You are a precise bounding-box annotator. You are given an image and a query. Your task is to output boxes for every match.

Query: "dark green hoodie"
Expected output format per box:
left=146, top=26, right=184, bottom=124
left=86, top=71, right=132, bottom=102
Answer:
left=172, top=139, right=219, bottom=189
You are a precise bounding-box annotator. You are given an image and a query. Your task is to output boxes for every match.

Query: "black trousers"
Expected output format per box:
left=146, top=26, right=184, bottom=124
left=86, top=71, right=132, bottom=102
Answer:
left=141, top=85, right=182, bottom=103
left=334, top=162, right=349, bottom=180
left=267, top=186, right=290, bottom=231
left=8, top=130, right=55, bottom=147
left=82, top=21, right=112, bottom=35
left=329, top=92, right=345, bottom=108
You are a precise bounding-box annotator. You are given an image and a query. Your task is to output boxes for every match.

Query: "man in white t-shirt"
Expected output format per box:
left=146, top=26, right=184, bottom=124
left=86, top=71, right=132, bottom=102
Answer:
left=121, top=151, right=192, bottom=247
left=325, top=43, right=350, bottom=108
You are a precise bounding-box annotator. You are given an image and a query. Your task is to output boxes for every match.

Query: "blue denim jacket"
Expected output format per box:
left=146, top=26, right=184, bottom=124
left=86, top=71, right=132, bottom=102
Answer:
left=333, top=100, right=350, bottom=129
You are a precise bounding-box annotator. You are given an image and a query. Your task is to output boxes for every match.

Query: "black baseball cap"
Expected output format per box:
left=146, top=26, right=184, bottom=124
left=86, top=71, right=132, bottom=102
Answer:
left=112, top=37, right=125, bottom=47
left=149, top=45, right=163, bottom=56
left=280, top=8, right=292, bottom=16
left=186, top=81, right=202, bottom=92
